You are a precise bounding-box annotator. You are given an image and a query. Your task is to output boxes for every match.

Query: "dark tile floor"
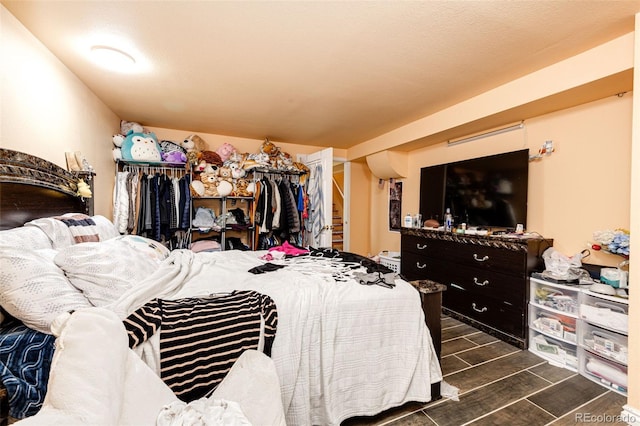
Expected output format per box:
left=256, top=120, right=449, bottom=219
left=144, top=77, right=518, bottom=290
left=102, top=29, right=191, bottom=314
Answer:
left=344, top=316, right=626, bottom=425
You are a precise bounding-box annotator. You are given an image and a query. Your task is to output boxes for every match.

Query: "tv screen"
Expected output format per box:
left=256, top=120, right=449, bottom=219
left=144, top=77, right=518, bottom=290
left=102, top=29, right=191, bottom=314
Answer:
left=419, top=149, right=529, bottom=229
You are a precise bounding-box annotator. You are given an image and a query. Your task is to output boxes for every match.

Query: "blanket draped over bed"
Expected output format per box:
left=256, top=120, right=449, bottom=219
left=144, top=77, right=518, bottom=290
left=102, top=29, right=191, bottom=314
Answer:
left=103, top=249, right=442, bottom=425
left=0, top=212, right=441, bottom=425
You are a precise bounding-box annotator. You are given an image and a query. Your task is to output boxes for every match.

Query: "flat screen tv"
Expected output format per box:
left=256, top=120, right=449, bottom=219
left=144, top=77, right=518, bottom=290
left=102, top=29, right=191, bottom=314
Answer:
left=419, top=149, right=529, bottom=229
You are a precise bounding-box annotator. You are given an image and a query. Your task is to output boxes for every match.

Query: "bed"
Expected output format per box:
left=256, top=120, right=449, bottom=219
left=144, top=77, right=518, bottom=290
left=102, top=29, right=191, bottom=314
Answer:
left=0, top=149, right=442, bottom=425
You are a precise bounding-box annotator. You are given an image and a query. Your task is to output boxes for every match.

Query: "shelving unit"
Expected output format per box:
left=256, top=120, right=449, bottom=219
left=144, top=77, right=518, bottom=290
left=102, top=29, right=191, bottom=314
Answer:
left=528, top=276, right=629, bottom=396
left=191, top=196, right=255, bottom=250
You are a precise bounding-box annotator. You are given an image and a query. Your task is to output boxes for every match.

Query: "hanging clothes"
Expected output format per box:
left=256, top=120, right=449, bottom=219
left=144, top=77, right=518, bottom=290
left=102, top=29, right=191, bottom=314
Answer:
left=113, top=171, right=130, bottom=234
left=254, top=173, right=307, bottom=250
left=306, top=163, right=324, bottom=247
left=114, top=165, right=192, bottom=247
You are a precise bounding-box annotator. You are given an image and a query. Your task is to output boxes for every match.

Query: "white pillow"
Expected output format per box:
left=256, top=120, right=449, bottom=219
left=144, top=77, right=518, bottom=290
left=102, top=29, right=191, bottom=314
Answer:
left=0, top=226, right=54, bottom=250
left=115, top=235, right=170, bottom=263
left=54, top=236, right=168, bottom=307
left=0, top=248, right=92, bottom=334
left=92, top=215, right=121, bottom=241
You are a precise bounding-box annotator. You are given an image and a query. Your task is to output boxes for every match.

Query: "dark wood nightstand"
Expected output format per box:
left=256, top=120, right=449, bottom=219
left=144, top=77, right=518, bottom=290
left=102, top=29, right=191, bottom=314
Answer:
left=410, top=279, right=446, bottom=361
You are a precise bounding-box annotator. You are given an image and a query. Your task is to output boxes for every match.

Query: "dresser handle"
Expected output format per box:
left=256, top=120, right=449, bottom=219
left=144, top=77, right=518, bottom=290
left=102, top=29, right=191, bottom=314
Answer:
left=451, top=283, right=465, bottom=290
left=473, top=254, right=489, bottom=262
left=416, top=262, right=427, bottom=269
left=473, top=277, right=489, bottom=286
left=472, top=303, right=488, bottom=313
left=416, top=243, right=427, bottom=250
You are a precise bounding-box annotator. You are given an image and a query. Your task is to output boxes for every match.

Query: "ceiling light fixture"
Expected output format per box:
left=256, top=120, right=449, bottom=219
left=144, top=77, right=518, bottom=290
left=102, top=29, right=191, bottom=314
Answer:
left=90, top=45, right=136, bottom=71
left=447, top=121, right=525, bottom=147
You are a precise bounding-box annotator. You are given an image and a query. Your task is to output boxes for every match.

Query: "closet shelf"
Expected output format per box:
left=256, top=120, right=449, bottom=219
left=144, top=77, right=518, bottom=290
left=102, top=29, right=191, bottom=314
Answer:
left=116, top=159, right=187, bottom=168
left=192, top=196, right=254, bottom=200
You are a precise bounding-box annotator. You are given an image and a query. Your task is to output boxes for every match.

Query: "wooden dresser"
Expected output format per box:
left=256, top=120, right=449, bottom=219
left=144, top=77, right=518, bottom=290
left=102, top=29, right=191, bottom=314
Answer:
left=401, top=228, right=552, bottom=348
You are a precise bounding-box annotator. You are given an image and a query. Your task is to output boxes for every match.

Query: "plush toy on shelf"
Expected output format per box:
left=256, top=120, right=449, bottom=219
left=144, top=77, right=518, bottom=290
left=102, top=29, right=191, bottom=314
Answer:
left=120, top=120, right=145, bottom=135
left=216, top=142, right=237, bottom=163
left=195, top=150, right=223, bottom=173
left=114, top=130, right=163, bottom=162
left=227, top=160, right=247, bottom=179
left=233, top=178, right=252, bottom=197
left=159, top=140, right=187, bottom=163
left=182, top=134, right=209, bottom=168
left=198, top=172, right=221, bottom=197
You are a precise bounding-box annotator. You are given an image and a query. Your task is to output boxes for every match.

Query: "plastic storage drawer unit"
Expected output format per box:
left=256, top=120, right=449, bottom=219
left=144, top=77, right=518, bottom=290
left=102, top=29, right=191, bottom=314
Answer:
left=529, top=304, right=577, bottom=343
left=530, top=278, right=580, bottom=314
left=529, top=330, right=578, bottom=371
left=579, top=291, right=628, bottom=334
left=579, top=322, right=628, bottom=365
left=579, top=347, right=627, bottom=395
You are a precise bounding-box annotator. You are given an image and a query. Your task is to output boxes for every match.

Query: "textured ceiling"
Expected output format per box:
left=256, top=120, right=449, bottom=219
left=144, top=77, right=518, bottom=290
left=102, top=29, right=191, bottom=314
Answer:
left=3, top=1, right=640, bottom=149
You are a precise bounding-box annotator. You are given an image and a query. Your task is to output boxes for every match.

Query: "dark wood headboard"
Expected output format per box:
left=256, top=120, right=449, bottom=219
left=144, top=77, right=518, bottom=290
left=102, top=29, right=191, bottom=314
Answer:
left=0, top=149, right=93, bottom=230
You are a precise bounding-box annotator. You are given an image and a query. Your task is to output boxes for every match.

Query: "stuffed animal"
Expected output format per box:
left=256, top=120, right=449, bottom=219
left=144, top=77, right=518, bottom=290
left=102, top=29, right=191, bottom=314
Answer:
left=276, top=151, right=294, bottom=170
left=217, top=180, right=233, bottom=197
left=189, top=180, right=205, bottom=197
left=218, top=166, right=232, bottom=182
left=244, top=152, right=270, bottom=169
left=76, top=179, right=92, bottom=198
left=182, top=134, right=209, bottom=168
left=260, top=139, right=280, bottom=157
left=159, top=140, right=187, bottom=163
left=163, top=151, right=187, bottom=163
left=199, top=172, right=220, bottom=197
left=120, top=120, right=145, bottom=135
left=233, top=178, right=252, bottom=197
left=195, top=150, right=223, bottom=172
left=260, top=139, right=282, bottom=168
left=227, top=160, right=247, bottom=179
left=117, top=131, right=163, bottom=162
left=216, top=143, right=237, bottom=163
left=112, top=134, right=125, bottom=161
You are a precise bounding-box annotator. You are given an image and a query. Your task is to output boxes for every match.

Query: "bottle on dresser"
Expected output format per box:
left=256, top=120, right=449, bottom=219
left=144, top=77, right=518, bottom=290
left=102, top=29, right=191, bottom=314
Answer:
left=444, top=208, right=453, bottom=232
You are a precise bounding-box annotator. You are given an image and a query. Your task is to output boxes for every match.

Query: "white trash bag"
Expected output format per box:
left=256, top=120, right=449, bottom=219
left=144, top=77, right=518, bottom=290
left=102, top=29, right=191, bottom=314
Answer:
left=541, top=247, right=588, bottom=281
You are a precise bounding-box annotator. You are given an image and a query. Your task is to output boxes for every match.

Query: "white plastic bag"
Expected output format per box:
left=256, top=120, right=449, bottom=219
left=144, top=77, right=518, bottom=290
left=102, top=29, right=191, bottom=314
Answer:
left=541, top=247, right=585, bottom=280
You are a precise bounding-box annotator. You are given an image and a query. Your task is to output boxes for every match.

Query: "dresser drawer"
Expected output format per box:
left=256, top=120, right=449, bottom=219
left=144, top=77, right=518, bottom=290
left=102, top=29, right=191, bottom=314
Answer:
left=438, top=262, right=525, bottom=306
left=401, top=252, right=440, bottom=281
left=401, top=234, right=452, bottom=260
left=402, top=254, right=525, bottom=307
left=443, top=285, right=525, bottom=338
left=445, top=242, right=527, bottom=277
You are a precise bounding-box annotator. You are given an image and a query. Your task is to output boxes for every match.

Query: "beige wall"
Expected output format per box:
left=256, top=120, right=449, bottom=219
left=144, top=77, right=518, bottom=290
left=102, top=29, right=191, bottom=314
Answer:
left=0, top=6, right=120, bottom=217
left=365, top=95, right=632, bottom=267
left=348, top=159, right=371, bottom=256
left=626, top=12, right=640, bottom=416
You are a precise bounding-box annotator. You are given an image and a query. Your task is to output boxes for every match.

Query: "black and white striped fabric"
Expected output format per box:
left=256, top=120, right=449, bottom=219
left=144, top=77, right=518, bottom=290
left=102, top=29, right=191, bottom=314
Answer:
left=123, top=290, right=277, bottom=402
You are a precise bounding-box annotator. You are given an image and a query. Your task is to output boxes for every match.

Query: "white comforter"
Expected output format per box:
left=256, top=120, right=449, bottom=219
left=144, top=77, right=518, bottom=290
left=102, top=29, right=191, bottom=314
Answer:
left=107, top=249, right=442, bottom=426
